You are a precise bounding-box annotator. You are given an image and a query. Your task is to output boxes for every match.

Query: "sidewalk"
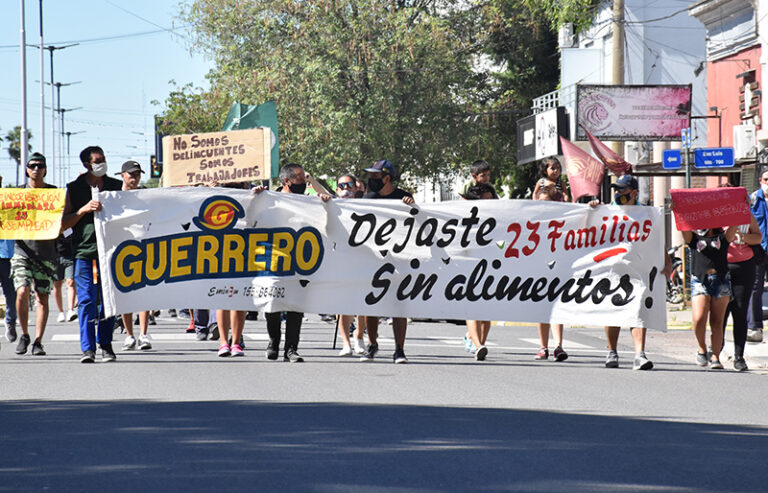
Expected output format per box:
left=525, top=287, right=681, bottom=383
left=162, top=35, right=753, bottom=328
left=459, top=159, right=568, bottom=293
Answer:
left=667, top=303, right=768, bottom=370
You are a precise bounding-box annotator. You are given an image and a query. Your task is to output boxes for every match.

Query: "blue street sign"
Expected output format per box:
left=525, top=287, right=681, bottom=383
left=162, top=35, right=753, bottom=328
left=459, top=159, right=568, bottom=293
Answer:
left=662, top=149, right=682, bottom=169
left=694, top=147, right=735, bottom=168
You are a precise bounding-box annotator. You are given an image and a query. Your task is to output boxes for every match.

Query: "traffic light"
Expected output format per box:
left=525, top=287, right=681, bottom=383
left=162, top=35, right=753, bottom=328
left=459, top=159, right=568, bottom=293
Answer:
left=150, top=154, right=162, bottom=178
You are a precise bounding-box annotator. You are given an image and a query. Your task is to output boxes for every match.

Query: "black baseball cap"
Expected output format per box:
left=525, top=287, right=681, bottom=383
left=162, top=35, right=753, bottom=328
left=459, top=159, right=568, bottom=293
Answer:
left=116, top=160, right=144, bottom=175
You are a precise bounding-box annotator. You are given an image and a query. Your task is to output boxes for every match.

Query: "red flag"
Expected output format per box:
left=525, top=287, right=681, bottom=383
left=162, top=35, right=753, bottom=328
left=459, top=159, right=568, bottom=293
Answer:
left=582, top=126, right=633, bottom=176
left=560, top=137, right=604, bottom=202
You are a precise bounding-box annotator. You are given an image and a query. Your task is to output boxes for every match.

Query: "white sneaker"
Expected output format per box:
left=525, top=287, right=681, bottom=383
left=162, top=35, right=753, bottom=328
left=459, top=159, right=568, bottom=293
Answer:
left=57, top=312, right=66, bottom=323
left=353, top=338, right=366, bottom=354
left=747, top=329, right=763, bottom=343
left=123, top=335, right=136, bottom=350
left=338, top=346, right=353, bottom=356
left=66, top=309, right=77, bottom=322
left=138, top=334, right=152, bottom=350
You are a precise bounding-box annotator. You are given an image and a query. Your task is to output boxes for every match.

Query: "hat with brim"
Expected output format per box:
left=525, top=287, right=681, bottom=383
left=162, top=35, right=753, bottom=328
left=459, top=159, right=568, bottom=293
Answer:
left=610, top=174, right=638, bottom=190
left=116, top=160, right=144, bottom=175
left=364, top=159, right=395, bottom=178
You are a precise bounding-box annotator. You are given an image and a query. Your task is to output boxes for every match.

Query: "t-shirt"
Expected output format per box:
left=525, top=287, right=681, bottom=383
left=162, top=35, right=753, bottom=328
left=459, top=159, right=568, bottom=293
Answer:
left=14, top=184, right=59, bottom=262
left=689, top=231, right=729, bottom=279
left=66, top=173, right=123, bottom=260
left=364, top=188, right=413, bottom=200
left=460, top=180, right=498, bottom=198
left=727, top=224, right=754, bottom=263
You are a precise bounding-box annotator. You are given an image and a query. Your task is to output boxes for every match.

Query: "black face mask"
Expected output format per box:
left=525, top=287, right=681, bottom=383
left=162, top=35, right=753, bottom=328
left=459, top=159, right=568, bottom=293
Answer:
left=288, top=182, right=307, bottom=194
left=368, top=177, right=384, bottom=193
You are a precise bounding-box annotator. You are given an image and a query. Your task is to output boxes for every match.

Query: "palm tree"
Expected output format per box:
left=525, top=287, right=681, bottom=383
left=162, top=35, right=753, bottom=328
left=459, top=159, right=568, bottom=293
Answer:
left=5, top=126, right=32, bottom=185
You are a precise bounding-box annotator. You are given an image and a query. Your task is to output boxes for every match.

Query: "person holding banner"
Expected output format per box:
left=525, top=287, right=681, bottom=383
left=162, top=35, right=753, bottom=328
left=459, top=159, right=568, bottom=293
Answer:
left=11, top=153, right=59, bottom=356
left=360, top=159, right=415, bottom=364
left=61, top=146, right=123, bottom=363
left=533, top=157, right=569, bottom=203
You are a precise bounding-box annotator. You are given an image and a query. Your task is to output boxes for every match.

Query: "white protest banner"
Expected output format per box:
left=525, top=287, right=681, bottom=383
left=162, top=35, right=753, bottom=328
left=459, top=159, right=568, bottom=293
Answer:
left=95, top=188, right=666, bottom=329
left=161, top=128, right=271, bottom=187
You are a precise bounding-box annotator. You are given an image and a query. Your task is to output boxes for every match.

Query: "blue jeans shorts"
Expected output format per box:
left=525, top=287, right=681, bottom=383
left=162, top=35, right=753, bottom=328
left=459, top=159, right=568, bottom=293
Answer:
left=691, top=272, right=732, bottom=299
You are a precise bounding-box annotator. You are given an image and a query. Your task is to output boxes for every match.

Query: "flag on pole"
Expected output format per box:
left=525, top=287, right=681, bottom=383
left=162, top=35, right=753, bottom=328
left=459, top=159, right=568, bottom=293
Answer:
left=560, top=137, right=604, bottom=202
left=582, top=126, right=633, bottom=176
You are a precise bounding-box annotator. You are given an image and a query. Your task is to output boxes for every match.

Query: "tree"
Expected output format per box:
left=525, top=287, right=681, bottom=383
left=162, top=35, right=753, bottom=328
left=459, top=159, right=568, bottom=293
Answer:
left=5, top=126, right=32, bottom=167
left=162, top=0, right=489, bottom=180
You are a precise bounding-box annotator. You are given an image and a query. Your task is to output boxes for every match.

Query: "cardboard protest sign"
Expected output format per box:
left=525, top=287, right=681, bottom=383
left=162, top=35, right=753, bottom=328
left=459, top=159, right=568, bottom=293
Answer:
left=161, top=128, right=271, bottom=187
left=0, top=188, right=65, bottom=240
left=670, top=187, right=750, bottom=231
left=95, top=188, right=666, bottom=329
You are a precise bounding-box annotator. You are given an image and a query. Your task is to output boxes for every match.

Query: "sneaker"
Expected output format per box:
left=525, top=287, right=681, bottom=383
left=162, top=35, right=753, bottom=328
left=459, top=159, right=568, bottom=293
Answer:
left=265, top=339, right=279, bottom=360
left=475, top=345, right=488, bottom=361
left=393, top=347, right=408, bottom=364
left=695, top=352, right=709, bottom=367
left=195, top=330, right=208, bottom=341
left=733, top=356, right=748, bottom=372
left=632, top=351, right=653, bottom=371
left=31, top=340, right=46, bottom=356
left=218, top=344, right=231, bottom=357
left=534, top=347, right=549, bottom=360
left=185, top=319, right=195, bottom=333
left=208, top=322, right=219, bottom=341
left=553, top=346, right=568, bottom=362
left=101, top=344, right=117, bottom=362
left=179, top=309, right=191, bottom=319
left=148, top=314, right=157, bottom=326
left=231, top=344, right=244, bottom=357
left=122, top=335, right=136, bottom=350
left=338, top=346, right=353, bottom=356
left=709, top=359, right=724, bottom=370
left=360, top=342, right=379, bottom=362
left=605, top=350, right=619, bottom=368
left=66, top=309, right=77, bottom=322
left=4, top=320, right=17, bottom=343
left=57, top=312, right=66, bottom=323
left=746, top=328, right=763, bottom=343
left=80, top=350, right=96, bottom=363
left=15, top=334, right=31, bottom=355
left=353, top=338, right=366, bottom=354
left=463, top=335, right=476, bottom=353
left=168, top=308, right=177, bottom=318
left=138, top=334, right=152, bottom=350
left=284, top=348, right=304, bottom=363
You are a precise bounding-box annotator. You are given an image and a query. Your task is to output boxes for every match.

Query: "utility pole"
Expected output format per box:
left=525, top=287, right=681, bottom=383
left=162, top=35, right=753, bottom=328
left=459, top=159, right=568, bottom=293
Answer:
left=611, top=0, right=625, bottom=158
left=57, top=107, right=81, bottom=186
left=19, top=0, right=29, bottom=186
left=62, top=130, right=84, bottom=184
left=38, top=0, right=45, bottom=157
left=44, top=44, right=78, bottom=184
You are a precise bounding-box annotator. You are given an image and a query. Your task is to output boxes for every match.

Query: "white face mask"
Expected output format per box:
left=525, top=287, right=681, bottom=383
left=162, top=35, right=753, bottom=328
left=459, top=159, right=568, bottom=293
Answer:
left=761, top=183, right=768, bottom=193
left=90, top=161, right=108, bottom=177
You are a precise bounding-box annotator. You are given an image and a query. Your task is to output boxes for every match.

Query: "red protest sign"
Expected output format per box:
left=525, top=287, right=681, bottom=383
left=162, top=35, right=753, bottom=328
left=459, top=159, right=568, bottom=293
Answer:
left=670, top=187, right=751, bottom=231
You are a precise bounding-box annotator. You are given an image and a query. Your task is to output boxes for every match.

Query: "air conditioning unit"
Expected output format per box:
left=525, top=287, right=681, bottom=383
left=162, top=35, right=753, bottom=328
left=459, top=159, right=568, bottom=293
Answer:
left=734, top=124, right=757, bottom=159
left=559, top=23, right=575, bottom=48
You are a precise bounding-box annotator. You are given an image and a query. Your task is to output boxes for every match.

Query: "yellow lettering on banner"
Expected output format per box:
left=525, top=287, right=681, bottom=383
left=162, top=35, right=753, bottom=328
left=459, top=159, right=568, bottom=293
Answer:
left=296, top=231, right=321, bottom=271
left=271, top=232, right=294, bottom=272
left=221, top=234, right=245, bottom=273
left=197, top=235, right=219, bottom=273
left=247, top=233, right=268, bottom=272
left=169, top=237, right=193, bottom=277
left=115, top=244, right=143, bottom=288
left=145, top=241, right=167, bottom=282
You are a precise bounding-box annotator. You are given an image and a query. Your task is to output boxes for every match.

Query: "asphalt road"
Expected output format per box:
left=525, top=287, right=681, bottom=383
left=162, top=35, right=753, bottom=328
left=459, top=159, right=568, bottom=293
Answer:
left=1, top=312, right=766, bottom=492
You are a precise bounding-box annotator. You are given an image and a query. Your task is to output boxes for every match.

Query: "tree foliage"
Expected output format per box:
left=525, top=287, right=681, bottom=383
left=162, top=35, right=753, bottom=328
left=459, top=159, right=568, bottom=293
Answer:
left=5, top=126, right=32, bottom=167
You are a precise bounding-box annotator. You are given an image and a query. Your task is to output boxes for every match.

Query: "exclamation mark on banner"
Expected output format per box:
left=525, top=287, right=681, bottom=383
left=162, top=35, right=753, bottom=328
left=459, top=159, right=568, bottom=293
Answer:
left=645, top=267, right=658, bottom=309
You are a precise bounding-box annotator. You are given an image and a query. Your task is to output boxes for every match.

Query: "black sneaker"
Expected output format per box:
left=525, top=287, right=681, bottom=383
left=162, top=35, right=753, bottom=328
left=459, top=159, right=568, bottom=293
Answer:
left=208, top=323, right=220, bottom=341
left=284, top=348, right=304, bottom=363
left=393, top=347, right=408, bottom=364
left=15, top=334, right=31, bottom=355
left=80, top=350, right=96, bottom=363
left=148, top=314, right=157, bottom=326
left=101, top=344, right=117, bottom=362
left=360, top=342, right=379, bottom=362
left=31, top=340, right=46, bottom=356
left=195, top=330, right=208, bottom=341
left=266, top=339, right=280, bottom=360
left=734, top=357, right=748, bottom=372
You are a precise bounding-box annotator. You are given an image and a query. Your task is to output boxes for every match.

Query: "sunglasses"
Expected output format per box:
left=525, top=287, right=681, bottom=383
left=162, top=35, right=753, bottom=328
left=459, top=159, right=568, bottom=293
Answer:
left=338, top=182, right=355, bottom=189
left=27, top=163, right=46, bottom=169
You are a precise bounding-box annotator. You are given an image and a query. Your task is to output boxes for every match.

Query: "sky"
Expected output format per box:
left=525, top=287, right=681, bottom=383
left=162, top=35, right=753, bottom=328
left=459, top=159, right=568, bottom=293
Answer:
left=0, top=0, right=212, bottom=186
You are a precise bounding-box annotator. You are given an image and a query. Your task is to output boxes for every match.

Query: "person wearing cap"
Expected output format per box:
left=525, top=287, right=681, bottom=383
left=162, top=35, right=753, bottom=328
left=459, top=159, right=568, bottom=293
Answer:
left=61, top=146, right=123, bottom=363
left=360, top=159, right=415, bottom=364
left=589, top=174, right=670, bottom=370
left=115, top=161, right=153, bottom=351
left=11, top=153, right=58, bottom=357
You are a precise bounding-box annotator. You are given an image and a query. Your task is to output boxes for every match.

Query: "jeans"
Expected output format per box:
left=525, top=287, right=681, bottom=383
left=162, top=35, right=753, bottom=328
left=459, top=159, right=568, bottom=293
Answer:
left=194, top=309, right=217, bottom=334
left=75, top=258, right=115, bottom=352
left=747, top=261, right=766, bottom=330
left=0, top=258, right=16, bottom=326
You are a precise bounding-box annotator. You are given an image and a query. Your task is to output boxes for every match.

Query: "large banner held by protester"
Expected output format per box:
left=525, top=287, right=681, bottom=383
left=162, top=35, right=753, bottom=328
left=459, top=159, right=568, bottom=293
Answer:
left=670, top=187, right=750, bottom=230
left=0, top=188, right=66, bottom=240
left=161, top=128, right=272, bottom=187
left=95, top=189, right=666, bottom=328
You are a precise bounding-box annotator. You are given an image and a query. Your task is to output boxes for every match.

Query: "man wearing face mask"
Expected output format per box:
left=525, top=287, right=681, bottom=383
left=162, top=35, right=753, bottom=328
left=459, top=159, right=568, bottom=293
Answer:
left=360, top=159, right=415, bottom=364
left=747, top=171, right=768, bottom=343
left=61, top=146, right=123, bottom=363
